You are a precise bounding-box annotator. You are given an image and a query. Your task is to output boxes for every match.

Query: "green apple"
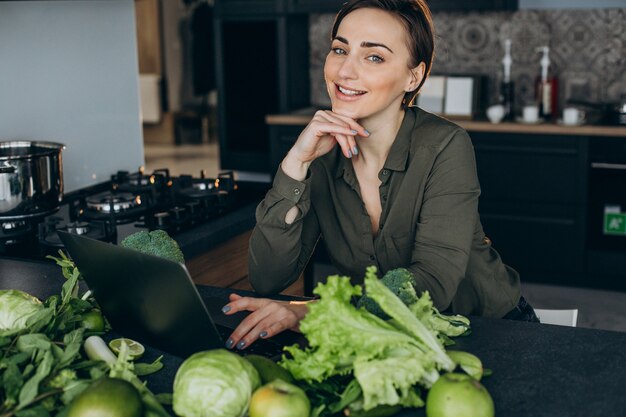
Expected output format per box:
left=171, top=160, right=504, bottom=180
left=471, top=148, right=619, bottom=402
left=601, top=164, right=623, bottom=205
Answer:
left=249, top=379, right=310, bottom=417
left=426, top=373, right=494, bottom=417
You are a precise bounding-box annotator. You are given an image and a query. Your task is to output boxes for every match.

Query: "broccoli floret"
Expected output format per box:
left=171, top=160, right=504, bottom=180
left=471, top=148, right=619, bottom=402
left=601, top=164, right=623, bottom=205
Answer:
left=356, top=267, right=418, bottom=319
left=120, top=230, right=185, bottom=264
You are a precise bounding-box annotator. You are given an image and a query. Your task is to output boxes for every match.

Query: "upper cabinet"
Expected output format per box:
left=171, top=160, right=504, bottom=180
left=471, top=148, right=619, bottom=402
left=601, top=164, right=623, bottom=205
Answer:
left=214, top=0, right=286, bottom=17
left=286, top=0, right=518, bottom=13
left=426, top=0, right=518, bottom=11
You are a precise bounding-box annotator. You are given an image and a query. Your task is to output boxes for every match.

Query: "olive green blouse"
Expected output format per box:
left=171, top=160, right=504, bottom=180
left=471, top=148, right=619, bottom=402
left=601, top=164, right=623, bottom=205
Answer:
left=249, top=107, right=520, bottom=318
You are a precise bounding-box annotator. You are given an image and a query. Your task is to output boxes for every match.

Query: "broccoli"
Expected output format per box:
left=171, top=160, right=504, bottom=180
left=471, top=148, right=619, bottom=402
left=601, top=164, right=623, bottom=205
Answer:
left=357, top=267, right=472, bottom=339
left=356, top=267, right=417, bottom=319
left=120, top=230, right=185, bottom=264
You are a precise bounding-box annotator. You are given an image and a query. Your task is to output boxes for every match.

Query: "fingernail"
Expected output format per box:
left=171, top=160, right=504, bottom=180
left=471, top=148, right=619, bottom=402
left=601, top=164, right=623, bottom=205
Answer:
left=225, top=338, right=234, bottom=348
left=350, top=129, right=358, bottom=134
left=221, top=305, right=231, bottom=313
left=347, top=150, right=352, bottom=158
left=236, top=340, right=246, bottom=350
left=352, top=146, right=358, bottom=155
left=364, top=129, right=370, bottom=136
left=259, top=331, right=268, bottom=338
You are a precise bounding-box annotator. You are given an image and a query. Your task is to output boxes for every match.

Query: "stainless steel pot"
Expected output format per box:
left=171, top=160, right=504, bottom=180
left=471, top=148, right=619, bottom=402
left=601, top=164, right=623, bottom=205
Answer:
left=0, top=141, right=65, bottom=220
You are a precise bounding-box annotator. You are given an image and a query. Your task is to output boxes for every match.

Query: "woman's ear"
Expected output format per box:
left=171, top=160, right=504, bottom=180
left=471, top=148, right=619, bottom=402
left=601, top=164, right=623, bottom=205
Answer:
left=407, top=62, right=426, bottom=92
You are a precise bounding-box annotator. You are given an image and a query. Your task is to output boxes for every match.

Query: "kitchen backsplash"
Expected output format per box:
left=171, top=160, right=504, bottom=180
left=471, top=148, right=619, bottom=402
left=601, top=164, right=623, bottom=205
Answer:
left=309, top=8, right=625, bottom=113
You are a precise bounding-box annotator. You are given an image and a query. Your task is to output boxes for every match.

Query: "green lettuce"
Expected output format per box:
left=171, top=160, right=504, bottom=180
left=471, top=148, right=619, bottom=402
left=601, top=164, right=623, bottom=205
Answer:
left=280, top=267, right=457, bottom=412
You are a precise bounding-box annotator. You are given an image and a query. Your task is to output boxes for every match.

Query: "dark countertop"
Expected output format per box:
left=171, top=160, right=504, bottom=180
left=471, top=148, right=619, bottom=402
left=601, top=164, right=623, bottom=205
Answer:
left=2, top=257, right=626, bottom=417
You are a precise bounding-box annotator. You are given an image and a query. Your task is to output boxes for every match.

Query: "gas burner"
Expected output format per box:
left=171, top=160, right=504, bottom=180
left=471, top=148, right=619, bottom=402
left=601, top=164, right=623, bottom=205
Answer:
left=111, top=169, right=171, bottom=195
left=0, top=218, right=36, bottom=242
left=192, top=180, right=218, bottom=192
left=38, top=219, right=115, bottom=252
left=66, top=221, right=90, bottom=235
left=86, top=192, right=142, bottom=213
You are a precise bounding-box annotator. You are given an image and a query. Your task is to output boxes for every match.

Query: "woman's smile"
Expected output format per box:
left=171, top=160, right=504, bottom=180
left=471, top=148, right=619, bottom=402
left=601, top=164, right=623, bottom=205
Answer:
left=335, top=83, right=368, bottom=101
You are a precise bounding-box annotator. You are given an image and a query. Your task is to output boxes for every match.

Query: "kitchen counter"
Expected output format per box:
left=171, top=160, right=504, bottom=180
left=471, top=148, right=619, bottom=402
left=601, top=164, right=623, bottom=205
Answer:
left=266, top=107, right=626, bottom=138
left=2, top=257, right=626, bottom=417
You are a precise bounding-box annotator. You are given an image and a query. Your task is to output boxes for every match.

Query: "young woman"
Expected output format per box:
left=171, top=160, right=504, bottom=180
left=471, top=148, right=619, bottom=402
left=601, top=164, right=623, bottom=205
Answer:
left=222, top=0, right=538, bottom=351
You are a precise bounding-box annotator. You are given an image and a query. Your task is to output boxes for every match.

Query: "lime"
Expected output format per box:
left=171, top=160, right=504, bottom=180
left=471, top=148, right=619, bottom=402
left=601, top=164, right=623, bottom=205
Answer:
left=108, top=338, right=145, bottom=360
left=81, top=309, right=105, bottom=332
left=68, top=377, right=143, bottom=417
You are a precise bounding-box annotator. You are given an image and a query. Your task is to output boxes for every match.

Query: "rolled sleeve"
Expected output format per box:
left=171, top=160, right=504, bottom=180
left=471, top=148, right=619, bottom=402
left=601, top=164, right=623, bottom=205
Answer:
left=248, top=165, right=320, bottom=295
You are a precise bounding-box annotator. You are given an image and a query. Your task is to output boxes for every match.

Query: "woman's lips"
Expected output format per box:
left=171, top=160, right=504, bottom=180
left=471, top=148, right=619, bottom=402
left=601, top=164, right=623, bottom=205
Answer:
left=334, top=83, right=367, bottom=102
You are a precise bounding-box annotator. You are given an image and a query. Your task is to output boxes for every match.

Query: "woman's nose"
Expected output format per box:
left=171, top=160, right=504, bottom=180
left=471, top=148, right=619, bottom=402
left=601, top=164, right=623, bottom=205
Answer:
left=337, top=56, right=358, bottom=79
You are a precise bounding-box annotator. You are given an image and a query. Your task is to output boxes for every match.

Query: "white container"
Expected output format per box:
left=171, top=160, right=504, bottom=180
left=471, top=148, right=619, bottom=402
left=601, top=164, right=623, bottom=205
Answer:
left=139, top=73, right=162, bottom=124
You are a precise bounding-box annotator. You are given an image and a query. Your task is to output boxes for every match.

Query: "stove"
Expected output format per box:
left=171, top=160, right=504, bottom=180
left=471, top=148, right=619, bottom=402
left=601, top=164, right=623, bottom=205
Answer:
left=0, top=168, right=269, bottom=259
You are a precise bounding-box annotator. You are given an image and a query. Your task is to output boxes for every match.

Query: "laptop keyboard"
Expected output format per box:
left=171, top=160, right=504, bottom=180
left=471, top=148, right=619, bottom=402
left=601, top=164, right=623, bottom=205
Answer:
left=215, top=324, right=285, bottom=359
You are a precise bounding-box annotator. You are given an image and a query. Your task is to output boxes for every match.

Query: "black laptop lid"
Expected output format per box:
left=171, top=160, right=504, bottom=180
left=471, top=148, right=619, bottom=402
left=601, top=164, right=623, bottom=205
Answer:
left=57, top=231, right=223, bottom=357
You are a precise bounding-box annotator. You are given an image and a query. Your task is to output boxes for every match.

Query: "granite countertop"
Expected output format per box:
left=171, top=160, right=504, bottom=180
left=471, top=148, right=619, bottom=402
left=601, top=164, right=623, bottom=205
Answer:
left=2, top=257, right=626, bottom=416
left=266, top=107, right=626, bottom=138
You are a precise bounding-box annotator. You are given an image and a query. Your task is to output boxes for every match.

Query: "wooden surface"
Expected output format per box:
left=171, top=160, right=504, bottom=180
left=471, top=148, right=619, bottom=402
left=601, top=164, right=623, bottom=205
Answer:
left=266, top=108, right=626, bottom=138
left=135, top=0, right=162, bottom=75
left=186, top=230, right=305, bottom=296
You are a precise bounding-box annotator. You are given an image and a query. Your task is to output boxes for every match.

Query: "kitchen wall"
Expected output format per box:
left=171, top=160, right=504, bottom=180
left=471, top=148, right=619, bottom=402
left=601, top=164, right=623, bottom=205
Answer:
left=309, top=8, right=626, bottom=113
left=0, top=0, right=143, bottom=192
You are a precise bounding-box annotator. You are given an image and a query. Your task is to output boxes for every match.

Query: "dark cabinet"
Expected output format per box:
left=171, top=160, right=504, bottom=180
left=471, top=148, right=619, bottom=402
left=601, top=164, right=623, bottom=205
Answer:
left=214, top=5, right=309, bottom=173
left=427, top=0, right=518, bottom=11
left=287, top=0, right=518, bottom=13
left=214, top=0, right=286, bottom=16
left=471, top=132, right=587, bottom=286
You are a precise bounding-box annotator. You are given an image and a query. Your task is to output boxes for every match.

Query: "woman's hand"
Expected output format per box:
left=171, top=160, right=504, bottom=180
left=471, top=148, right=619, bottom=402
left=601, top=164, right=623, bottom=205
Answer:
left=282, top=111, right=369, bottom=180
left=221, top=293, right=311, bottom=350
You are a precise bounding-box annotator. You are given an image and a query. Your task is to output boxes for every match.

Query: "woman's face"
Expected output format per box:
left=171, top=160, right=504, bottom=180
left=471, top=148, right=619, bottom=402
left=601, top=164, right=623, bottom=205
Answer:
left=324, top=8, right=420, bottom=120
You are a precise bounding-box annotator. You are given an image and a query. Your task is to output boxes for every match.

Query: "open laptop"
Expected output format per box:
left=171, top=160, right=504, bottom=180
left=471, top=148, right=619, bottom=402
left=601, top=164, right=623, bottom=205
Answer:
left=57, top=230, right=297, bottom=359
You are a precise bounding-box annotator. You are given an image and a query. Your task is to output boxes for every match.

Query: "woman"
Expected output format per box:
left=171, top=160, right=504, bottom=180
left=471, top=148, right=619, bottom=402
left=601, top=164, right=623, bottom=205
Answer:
left=222, top=0, right=538, bottom=351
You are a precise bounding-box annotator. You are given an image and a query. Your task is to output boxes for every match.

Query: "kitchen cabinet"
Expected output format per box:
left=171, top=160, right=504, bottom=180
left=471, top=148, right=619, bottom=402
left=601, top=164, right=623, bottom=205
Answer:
left=427, top=0, right=518, bottom=11
left=287, top=0, right=518, bottom=13
left=471, top=132, right=588, bottom=286
left=214, top=0, right=286, bottom=16
left=214, top=1, right=309, bottom=172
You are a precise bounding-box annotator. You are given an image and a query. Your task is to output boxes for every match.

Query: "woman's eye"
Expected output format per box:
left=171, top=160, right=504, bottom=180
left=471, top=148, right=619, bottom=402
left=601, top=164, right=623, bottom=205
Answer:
left=367, top=55, right=384, bottom=63
left=331, top=47, right=347, bottom=55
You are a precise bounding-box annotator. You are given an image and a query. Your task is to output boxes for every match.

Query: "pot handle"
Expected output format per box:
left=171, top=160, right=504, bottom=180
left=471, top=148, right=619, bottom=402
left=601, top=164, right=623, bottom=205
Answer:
left=0, top=165, right=16, bottom=174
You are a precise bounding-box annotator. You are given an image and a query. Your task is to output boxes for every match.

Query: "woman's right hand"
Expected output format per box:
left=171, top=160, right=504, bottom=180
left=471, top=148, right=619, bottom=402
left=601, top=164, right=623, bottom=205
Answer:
left=282, top=111, right=369, bottom=180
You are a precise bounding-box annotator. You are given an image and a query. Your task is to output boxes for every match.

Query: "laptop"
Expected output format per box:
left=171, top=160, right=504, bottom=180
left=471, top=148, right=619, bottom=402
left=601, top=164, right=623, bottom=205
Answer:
left=57, top=230, right=298, bottom=359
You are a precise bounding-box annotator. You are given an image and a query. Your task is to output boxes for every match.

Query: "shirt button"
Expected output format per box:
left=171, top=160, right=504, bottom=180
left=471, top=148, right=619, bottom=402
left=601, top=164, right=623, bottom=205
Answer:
left=293, top=188, right=301, bottom=195
left=382, top=195, right=387, bottom=201
left=369, top=255, right=376, bottom=261
left=382, top=169, right=389, bottom=176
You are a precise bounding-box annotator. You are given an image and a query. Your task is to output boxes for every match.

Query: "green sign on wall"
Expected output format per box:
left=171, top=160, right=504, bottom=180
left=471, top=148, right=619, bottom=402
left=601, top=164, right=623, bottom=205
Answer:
left=604, top=213, right=626, bottom=235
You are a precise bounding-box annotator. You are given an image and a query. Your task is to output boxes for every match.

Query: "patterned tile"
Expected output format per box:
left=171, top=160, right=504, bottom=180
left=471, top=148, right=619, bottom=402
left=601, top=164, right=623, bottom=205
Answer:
left=309, top=8, right=626, bottom=114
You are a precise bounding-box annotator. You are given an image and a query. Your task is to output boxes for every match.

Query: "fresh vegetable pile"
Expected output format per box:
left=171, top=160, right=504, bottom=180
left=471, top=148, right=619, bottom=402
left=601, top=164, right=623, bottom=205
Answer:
left=278, top=266, right=482, bottom=417
left=0, top=251, right=168, bottom=417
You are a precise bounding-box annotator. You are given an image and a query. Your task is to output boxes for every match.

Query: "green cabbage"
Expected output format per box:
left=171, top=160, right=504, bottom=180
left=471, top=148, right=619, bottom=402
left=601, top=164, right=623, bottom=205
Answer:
left=173, top=349, right=261, bottom=417
left=0, top=289, right=43, bottom=331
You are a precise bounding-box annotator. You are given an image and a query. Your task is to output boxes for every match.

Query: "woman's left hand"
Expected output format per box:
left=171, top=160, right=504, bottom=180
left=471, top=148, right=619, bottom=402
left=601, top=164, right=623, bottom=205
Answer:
left=221, top=293, right=310, bottom=350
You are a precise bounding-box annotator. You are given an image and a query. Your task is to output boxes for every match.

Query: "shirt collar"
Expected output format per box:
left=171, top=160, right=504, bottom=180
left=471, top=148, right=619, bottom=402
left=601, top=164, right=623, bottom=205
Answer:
left=383, top=107, right=416, bottom=172
left=333, top=107, right=417, bottom=179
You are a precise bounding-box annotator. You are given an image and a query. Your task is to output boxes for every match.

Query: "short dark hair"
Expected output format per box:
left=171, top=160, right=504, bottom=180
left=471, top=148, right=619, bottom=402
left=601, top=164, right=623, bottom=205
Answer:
left=331, top=0, right=435, bottom=108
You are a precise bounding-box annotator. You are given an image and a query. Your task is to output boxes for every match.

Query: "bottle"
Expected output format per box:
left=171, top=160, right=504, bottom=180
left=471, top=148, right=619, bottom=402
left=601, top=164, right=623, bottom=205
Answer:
left=534, top=46, right=559, bottom=121
left=500, top=39, right=515, bottom=121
